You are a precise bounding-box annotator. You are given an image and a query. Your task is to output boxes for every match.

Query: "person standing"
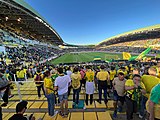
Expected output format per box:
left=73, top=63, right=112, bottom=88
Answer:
left=140, top=66, right=160, bottom=118
left=112, top=71, right=126, bottom=118
left=34, top=68, right=45, bottom=99
left=54, top=67, right=71, bottom=117
left=85, top=66, right=95, bottom=105
left=44, top=70, right=58, bottom=117
left=9, top=101, right=35, bottom=120
left=125, top=74, right=146, bottom=120
left=71, top=67, right=81, bottom=106
left=109, top=66, right=116, bottom=91
left=146, top=82, right=160, bottom=120
left=66, top=66, right=72, bottom=96
left=96, top=65, right=110, bottom=105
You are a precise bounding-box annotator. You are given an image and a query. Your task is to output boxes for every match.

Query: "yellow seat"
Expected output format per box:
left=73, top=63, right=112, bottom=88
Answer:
left=84, top=112, right=97, bottom=120
left=27, top=95, right=37, bottom=100
left=43, top=113, right=57, bottom=120
left=70, top=112, right=83, bottom=120
left=85, top=102, right=95, bottom=108
left=30, top=101, right=43, bottom=109
left=2, top=113, right=10, bottom=119
left=3, top=113, right=14, bottom=120
left=95, top=101, right=107, bottom=108
left=40, top=102, right=48, bottom=109
left=56, top=113, right=70, bottom=120
left=33, top=113, right=45, bottom=119
left=97, top=112, right=112, bottom=120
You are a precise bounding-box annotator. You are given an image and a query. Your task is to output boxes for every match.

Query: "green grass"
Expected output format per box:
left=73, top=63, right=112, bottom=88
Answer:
left=50, top=52, right=123, bottom=64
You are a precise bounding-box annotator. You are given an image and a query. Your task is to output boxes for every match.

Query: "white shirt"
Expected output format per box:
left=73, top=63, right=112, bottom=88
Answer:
left=55, top=75, right=71, bottom=95
left=66, top=70, right=72, bottom=77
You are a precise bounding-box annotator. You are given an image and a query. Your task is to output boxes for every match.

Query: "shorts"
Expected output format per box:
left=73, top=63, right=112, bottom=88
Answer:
left=113, top=90, right=125, bottom=105
left=58, top=92, right=68, bottom=102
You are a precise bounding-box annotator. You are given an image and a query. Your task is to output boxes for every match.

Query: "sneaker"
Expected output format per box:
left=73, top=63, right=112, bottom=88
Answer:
left=9, top=95, right=14, bottom=99
left=139, top=114, right=143, bottom=119
left=1, top=102, right=8, bottom=107
left=113, top=111, right=117, bottom=118
left=50, top=110, right=58, bottom=118
left=19, top=82, right=24, bottom=85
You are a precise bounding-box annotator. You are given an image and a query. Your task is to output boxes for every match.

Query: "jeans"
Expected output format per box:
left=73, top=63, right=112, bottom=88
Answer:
left=36, top=84, right=45, bottom=98
left=98, top=87, right=107, bottom=103
left=73, top=88, right=80, bottom=104
left=140, top=95, right=148, bottom=117
left=98, top=80, right=108, bottom=103
left=46, top=93, right=55, bottom=116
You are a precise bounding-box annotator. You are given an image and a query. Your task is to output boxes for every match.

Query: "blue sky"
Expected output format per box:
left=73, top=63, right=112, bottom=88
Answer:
left=25, top=0, right=160, bottom=45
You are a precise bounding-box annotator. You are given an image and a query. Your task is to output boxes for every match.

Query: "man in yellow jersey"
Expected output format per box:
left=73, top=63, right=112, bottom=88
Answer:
left=140, top=66, right=160, bottom=118
left=71, top=67, right=81, bottom=106
left=96, top=65, right=109, bottom=105
left=85, top=66, right=95, bottom=105
left=125, top=74, right=146, bottom=120
left=44, top=70, right=58, bottom=117
left=17, top=67, right=26, bottom=85
left=146, top=82, right=160, bottom=120
left=109, top=66, right=116, bottom=91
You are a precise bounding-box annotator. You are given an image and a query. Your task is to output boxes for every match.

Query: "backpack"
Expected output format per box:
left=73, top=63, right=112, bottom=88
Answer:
left=34, top=73, right=42, bottom=84
left=0, top=77, right=9, bottom=90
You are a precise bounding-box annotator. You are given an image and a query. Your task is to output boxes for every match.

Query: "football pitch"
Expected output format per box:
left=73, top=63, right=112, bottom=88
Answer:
left=50, top=52, right=123, bottom=64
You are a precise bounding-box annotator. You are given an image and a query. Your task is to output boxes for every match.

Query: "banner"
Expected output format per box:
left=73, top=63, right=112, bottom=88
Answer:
left=136, top=47, right=152, bottom=60
left=122, top=52, right=131, bottom=60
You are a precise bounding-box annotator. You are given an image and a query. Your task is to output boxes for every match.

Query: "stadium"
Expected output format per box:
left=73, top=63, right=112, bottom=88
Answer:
left=0, top=0, right=160, bottom=120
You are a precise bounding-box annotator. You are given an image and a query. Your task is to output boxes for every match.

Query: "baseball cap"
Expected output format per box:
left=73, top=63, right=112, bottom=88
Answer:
left=118, top=70, right=124, bottom=75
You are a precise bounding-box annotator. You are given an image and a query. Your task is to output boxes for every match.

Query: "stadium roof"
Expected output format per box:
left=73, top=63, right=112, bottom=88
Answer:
left=97, top=24, right=160, bottom=47
left=0, top=0, right=63, bottom=45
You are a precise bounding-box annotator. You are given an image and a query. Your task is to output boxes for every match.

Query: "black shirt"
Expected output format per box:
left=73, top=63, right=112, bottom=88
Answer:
left=9, top=114, right=27, bottom=120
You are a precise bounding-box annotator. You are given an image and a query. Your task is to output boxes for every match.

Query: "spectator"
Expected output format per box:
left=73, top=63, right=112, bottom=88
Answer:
left=146, top=82, right=160, bottom=120
left=112, top=71, right=126, bottom=118
left=71, top=66, right=81, bottom=107
left=44, top=70, right=58, bottom=117
left=34, top=68, right=45, bottom=99
left=54, top=67, right=71, bottom=117
left=85, top=66, right=95, bottom=105
left=96, top=65, right=110, bottom=105
left=125, top=74, right=146, bottom=120
left=8, top=101, right=35, bottom=120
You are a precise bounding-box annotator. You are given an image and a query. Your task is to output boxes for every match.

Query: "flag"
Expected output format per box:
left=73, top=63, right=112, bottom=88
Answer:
left=123, top=52, right=131, bottom=60
left=136, top=47, right=152, bottom=60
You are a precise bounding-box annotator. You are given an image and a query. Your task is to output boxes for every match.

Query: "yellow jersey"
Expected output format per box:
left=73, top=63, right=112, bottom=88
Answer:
left=96, top=70, right=109, bottom=81
left=125, top=79, right=145, bottom=100
left=109, top=70, right=116, bottom=81
left=85, top=70, right=95, bottom=82
left=141, top=75, right=160, bottom=98
left=44, top=77, right=54, bottom=94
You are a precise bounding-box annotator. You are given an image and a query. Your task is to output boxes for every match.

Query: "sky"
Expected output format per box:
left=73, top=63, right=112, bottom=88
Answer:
left=24, top=0, right=160, bottom=45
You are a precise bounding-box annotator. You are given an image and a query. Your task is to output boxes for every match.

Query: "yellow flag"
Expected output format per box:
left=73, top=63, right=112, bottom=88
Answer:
left=123, top=52, right=131, bottom=60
